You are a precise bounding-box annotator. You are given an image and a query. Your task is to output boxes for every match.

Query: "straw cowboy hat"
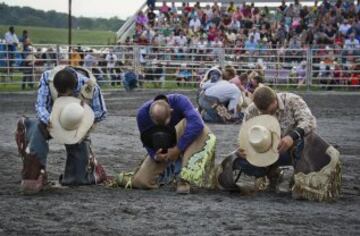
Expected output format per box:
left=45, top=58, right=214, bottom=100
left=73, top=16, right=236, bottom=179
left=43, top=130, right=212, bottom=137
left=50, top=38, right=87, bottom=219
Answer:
left=49, top=96, right=95, bottom=144
left=238, top=115, right=281, bottom=167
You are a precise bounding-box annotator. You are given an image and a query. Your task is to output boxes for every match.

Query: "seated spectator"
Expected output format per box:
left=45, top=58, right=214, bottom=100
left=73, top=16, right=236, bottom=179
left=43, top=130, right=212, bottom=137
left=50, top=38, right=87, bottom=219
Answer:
left=84, top=50, right=96, bottom=69
left=339, top=19, right=352, bottom=36
left=344, top=33, right=360, bottom=51
left=105, top=50, right=118, bottom=85
left=176, top=63, right=192, bottom=87
left=136, top=11, right=148, bottom=26
left=41, top=48, right=57, bottom=70
left=160, top=1, right=171, bottom=21
left=146, top=0, right=155, bottom=10
left=246, top=72, right=264, bottom=95
left=145, top=60, right=165, bottom=88
left=296, top=60, right=307, bottom=87
left=70, top=48, right=81, bottom=66
left=245, top=35, right=258, bottom=55
left=147, top=8, right=157, bottom=27
left=189, top=15, right=202, bottom=33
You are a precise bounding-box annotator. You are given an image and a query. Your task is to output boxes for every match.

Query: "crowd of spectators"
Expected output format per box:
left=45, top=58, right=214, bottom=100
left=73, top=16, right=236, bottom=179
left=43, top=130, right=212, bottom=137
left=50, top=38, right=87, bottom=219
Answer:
left=2, top=0, right=360, bottom=88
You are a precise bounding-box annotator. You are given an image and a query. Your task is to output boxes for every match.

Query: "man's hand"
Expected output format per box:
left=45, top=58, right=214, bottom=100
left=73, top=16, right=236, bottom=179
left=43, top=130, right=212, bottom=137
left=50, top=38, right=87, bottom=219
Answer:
left=166, top=146, right=181, bottom=162
left=277, top=135, right=294, bottom=154
left=38, top=122, right=51, bottom=139
left=154, top=149, right=168, bottom=162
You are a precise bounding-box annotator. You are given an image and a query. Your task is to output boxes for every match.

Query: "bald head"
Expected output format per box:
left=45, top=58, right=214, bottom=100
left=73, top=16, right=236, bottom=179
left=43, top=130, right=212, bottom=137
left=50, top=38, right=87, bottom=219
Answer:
left=150, top=100, right=172, bottom=125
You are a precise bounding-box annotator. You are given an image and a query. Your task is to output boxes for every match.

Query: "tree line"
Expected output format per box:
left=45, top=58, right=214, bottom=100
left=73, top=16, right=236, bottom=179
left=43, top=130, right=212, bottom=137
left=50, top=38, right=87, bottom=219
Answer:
left=0, top=3, right=125, bottom=31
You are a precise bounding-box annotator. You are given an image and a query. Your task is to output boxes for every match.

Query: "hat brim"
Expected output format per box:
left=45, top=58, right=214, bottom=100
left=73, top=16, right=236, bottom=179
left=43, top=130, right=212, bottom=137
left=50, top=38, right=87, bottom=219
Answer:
left=238, top=115, right=281, bottom=167
left=49, top=96, right=95, bottom=144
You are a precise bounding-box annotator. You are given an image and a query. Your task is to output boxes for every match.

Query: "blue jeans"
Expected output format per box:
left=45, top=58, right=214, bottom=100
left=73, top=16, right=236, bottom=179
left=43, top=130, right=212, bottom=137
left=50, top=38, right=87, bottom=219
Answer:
left=24, top=118, right=96, bottom=185
left=198, top=94, right=222, bottom=123
left=234, top=139, right=304, bottom=177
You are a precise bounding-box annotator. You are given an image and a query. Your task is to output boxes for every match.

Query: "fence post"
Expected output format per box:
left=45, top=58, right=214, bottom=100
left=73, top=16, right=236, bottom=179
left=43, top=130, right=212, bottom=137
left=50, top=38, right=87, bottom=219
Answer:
left=56, top=44, right=60, bottom=66
left=306, top=48, right=312, bottom=91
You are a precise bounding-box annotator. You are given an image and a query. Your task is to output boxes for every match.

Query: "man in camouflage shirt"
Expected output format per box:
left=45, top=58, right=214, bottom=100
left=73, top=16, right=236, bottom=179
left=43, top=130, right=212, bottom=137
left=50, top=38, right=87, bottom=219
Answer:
left=235, top=86, right=317, bottom=190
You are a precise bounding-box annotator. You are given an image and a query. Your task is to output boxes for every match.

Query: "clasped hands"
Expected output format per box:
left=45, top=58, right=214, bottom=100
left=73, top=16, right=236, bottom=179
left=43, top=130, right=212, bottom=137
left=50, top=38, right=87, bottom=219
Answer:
left=154, top=146, right=181, bottom=162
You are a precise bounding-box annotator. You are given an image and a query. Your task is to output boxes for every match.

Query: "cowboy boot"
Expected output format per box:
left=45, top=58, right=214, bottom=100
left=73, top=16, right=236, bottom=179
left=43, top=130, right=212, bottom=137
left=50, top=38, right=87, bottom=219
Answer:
left=176, top=179, right=191, bottom=194
left=16, top=117, right=47, bottom=194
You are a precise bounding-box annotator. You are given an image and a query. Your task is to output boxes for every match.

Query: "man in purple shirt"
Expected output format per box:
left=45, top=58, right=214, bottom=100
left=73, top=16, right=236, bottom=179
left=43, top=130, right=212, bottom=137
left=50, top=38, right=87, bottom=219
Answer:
left=111, top=94, right=217, bottom=194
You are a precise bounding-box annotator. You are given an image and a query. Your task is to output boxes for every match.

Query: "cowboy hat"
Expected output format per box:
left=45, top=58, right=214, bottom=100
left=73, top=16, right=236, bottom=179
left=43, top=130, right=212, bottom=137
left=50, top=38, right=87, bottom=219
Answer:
left=238, top=115, right=281, bottom=167
left=49, top=96, right=94, bottom=144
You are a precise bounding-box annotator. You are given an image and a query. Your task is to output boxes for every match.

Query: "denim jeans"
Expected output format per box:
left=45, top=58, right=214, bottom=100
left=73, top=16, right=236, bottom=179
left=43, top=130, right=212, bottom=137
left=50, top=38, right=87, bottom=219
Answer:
left=198, top=94, right=222, bottom=123
left=24, top=118, right=96, bottom=185
left=233, top=138, right=304, bottom=177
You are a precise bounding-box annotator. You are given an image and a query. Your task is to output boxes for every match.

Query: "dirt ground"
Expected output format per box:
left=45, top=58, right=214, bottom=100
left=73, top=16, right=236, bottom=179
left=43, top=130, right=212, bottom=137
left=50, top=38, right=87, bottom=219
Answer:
left=0, top=90, right=359, bottom=236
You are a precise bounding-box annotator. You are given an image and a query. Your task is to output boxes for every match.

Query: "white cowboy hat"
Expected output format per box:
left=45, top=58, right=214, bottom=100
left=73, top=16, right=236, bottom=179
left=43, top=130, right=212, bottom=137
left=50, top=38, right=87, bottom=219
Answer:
left=49, top=96, right=95, bottom=144
left=238, top=115, right=281, bottom=167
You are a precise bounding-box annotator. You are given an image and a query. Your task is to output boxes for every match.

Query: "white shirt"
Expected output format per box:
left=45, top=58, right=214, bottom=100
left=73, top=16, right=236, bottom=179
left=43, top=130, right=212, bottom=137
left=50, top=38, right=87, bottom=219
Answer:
left=249, top=31, right=261, bottom=43
left=84, top=54, right=96, bottom=68
left=339, top=23, right=351, bottom=35
left=4, top=32, right=19, bottom=45
left=105, top=53, right=117, bottom=68
left=203, top=80, right=243, bottom=112
left=344, top=39, right=360, bottom=49
left=176, top=36, right=188, bottom=46
left=189, top=18, right=202, bottom=32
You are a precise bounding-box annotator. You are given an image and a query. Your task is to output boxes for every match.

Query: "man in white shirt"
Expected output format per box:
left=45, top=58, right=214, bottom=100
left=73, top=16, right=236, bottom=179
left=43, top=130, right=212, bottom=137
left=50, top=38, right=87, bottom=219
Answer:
left=339, top=20, right=352, bottom=36
left=248, top=28, right=261, bottom=43
left=189, top=16, right=202, bottom=32
left=4, top=26, right=19, bottom=68
left=105, top=50, right=118, bottom=86
left=84, top=50, right=97, bottom=69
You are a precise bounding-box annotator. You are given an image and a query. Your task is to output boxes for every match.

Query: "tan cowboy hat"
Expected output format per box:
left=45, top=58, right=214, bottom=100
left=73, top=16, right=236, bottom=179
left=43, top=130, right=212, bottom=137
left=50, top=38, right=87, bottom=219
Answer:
left=238, top=115, right=281, bottom=167
left=49, top=96, right=94, bottom=144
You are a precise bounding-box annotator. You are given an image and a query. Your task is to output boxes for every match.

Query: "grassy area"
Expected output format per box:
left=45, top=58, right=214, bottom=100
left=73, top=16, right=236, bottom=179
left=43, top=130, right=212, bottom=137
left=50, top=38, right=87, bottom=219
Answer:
left=0, top=25, right=117, bottom=45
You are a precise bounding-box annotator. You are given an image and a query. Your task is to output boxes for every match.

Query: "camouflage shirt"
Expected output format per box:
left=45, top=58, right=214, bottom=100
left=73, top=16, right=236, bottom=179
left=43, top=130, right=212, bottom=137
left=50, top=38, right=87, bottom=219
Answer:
left=244, top=92, right=317, bottom=137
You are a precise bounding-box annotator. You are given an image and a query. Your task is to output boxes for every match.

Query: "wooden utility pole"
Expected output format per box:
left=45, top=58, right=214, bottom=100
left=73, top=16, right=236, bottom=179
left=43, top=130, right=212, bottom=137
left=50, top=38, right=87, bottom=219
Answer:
left=68, top=0, right=72, bottom=53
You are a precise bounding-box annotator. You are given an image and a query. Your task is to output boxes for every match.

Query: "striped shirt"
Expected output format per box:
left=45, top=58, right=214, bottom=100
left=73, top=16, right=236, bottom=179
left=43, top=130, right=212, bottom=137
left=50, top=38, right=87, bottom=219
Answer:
left=35, top=68, right=107, bottom=125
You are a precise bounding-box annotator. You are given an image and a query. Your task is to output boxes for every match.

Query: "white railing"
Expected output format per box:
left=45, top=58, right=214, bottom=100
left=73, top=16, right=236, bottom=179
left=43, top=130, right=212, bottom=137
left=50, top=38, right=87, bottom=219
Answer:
left=0, top=43, right=360, bottom=90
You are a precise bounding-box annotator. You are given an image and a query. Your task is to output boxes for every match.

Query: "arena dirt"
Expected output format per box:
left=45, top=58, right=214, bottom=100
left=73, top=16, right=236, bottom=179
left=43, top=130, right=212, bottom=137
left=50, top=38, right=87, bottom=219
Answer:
left=0, top=90, right=359, bottom=236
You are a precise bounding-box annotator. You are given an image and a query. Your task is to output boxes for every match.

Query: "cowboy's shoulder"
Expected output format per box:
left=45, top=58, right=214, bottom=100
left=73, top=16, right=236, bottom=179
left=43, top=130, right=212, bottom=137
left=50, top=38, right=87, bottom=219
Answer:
left=281, top=92, right=308, bottom=108
left=244, top=102, right=260, bottom=120
left=40, top=69, right=53, bottom=84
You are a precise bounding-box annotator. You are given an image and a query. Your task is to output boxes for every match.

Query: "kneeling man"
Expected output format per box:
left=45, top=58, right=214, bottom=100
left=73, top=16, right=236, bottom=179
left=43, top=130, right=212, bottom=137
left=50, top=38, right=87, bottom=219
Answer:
left=218, top=86, right=341, bottom=201
left=15, top=66, right=108, bottom=194
left=111, top=94, right=217, bottom=194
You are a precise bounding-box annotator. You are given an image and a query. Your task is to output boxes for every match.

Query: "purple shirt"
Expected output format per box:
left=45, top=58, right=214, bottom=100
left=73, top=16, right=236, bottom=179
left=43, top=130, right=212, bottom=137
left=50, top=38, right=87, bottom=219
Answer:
left=136, top=94, right=204, bottom=159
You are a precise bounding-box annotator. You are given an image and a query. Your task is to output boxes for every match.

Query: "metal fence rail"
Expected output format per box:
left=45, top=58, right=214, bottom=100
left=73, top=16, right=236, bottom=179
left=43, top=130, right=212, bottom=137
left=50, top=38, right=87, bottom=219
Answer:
left=0, top=43, right=360, bottom=90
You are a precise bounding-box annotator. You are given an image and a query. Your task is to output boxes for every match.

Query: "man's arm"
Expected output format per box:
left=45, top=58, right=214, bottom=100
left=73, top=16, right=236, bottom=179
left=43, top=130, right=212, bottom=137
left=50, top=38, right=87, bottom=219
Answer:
left=35, top=72, right=52, bottom=125
left=228, top=88, right=243, bottom=115
left=90, top=85, right=107, bottom=123
left=136, top=104, right=157, bottom=159
left=289, top=94, right=317, bottom=139
left=176, top=95, right=204, bottom=152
